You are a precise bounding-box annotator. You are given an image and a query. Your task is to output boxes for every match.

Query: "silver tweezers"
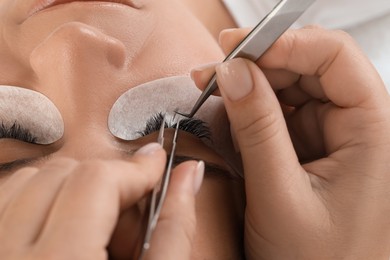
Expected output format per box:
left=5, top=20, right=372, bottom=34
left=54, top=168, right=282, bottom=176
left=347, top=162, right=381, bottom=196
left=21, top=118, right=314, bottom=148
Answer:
left=137, top=114, right=181, bottom=260
left=178, top=0, right=316, bottom=118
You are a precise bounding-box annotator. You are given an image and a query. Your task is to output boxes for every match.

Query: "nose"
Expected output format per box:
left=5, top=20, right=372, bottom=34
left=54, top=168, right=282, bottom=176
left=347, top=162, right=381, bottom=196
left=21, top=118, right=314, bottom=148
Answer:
left=29, top=22, right=127, bottom=129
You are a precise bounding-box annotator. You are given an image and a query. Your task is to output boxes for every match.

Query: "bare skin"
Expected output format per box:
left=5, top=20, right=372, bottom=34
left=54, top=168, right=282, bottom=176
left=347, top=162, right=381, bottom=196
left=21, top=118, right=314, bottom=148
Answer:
left=181, top=0, right=237, bottom=39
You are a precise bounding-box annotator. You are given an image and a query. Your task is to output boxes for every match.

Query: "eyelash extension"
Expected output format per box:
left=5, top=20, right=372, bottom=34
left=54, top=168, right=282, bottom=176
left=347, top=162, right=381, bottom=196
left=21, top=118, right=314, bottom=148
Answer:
left=0, top=122, right=37, bottom=144
left=138, top=112, right=211, bottom=141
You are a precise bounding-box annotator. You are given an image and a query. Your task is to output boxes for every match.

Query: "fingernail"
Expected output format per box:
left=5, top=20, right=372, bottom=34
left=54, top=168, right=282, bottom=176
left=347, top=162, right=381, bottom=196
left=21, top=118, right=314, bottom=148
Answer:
left=216, top=58, right=253, bottom=101
left=190, top=62, right=219, bottom=81
left=135, top=143, right=162, bottom=156
left=218, top=28, right=237, bottom=45
left=193, top=161, right=205, bottom=194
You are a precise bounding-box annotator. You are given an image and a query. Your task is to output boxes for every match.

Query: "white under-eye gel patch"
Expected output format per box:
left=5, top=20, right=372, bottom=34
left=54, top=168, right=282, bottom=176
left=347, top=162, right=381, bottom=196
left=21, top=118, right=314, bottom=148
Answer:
left=108, top=76, right=226, bottom=141
left=108, top=76, right=241, bottom=172
left=0, top=86, right=64, bottom=144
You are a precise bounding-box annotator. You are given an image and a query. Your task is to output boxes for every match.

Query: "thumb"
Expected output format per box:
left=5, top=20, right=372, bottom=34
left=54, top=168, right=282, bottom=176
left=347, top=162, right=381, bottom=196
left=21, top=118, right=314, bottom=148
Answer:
left=215, top=58, right=306, bottom=210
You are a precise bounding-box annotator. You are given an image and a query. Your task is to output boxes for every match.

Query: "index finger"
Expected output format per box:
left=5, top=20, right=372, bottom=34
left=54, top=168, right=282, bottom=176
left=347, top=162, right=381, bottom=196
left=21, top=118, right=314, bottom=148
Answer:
left=37, top=143, right=166, bottom=252
left=258, top=27, right=387, bottom=109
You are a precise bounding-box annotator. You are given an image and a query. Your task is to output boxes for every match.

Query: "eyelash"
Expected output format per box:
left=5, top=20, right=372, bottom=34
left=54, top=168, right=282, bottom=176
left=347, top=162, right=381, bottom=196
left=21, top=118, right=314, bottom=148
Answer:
left=138, top=112, right=212, bottom=141
left=0, top=122, right=37, bottom=144
left=0, top=112, right=212, bottom=144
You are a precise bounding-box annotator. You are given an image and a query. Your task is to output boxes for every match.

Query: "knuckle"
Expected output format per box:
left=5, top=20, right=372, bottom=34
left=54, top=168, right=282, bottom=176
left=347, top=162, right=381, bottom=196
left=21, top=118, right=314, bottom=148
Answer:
left=12, top=166, right=39, bottom=178
left=0, top=166, right=38, bottom=189
left=70, top=159, right=137, bottom=187
left=282, top=31, right=299, bottom=69
left=236, top=111, right=281, bottom=148
left=72, top=160, right=112, bottom=182
left=36, top=157, right=79, bottom=180
left=42, top=157, right=79, bottom=170
left=160, top=213, right=197, bottom=244
left=332, top=29, right=354, bottom=41
left=302, top=24, right=325, bottom=30
left=328, top=29, right=355, bottom=52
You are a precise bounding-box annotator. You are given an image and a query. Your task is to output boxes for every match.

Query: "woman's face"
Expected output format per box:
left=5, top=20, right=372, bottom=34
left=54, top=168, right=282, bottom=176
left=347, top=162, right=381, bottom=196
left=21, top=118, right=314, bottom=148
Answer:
left=0, top=0, right=244, bottom=258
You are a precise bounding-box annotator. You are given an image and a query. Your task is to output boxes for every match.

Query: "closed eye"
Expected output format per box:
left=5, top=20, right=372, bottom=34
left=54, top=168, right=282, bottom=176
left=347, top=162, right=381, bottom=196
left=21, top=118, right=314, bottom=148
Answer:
left=0, top=122, right=38, bottom=144
left=138, top=112, right=212, bottom=141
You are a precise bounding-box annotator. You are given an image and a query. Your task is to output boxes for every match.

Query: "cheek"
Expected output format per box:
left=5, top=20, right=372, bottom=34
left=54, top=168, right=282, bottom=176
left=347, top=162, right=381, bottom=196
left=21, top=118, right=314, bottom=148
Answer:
left=192, top=179, right=245, bottom=259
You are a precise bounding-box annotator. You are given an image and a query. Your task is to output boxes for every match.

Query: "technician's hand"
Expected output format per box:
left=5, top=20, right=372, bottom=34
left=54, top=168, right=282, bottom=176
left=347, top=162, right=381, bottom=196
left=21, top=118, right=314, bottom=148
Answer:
left=192, top=27, right=390, bottom=259
left=0, top=143, right=203, bottom=260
